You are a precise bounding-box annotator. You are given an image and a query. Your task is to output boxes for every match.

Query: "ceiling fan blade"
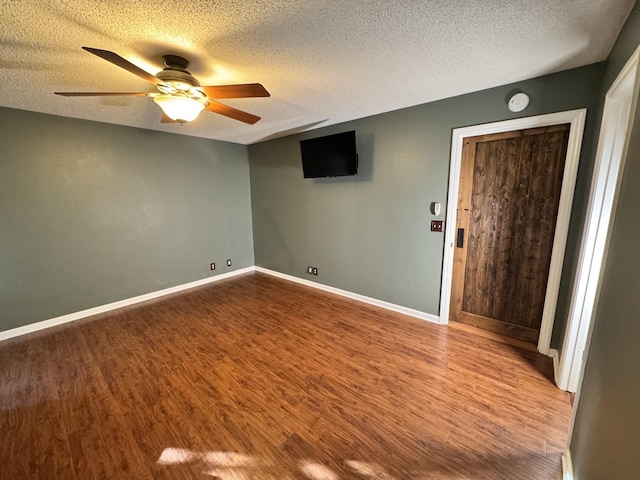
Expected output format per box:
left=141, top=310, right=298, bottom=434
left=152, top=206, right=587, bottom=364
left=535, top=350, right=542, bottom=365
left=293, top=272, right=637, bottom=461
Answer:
left=161, top=113, right=178, bottom=123
left=200, top=83, right=270, bottom=99
left=82, top=47, right=163, bottom=86
left=205, top=101, right=261, bottom=124
left=54, top=92, right=153, bottom=97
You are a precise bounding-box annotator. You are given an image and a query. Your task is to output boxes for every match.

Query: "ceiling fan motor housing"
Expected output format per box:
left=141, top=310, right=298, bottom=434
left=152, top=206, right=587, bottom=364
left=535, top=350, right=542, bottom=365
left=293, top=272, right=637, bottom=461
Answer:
left=156, top=55, right=202, bottom=93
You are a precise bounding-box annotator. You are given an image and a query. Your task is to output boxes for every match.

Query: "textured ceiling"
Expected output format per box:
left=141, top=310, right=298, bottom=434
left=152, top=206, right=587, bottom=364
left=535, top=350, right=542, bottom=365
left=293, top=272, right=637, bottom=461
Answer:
left=0, top=1, right=635, bottom=145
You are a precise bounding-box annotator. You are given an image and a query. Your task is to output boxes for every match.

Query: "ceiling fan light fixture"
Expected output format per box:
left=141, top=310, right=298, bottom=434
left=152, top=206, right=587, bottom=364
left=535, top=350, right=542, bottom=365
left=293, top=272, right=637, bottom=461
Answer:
left=57, top=48, right=268, bottom=125
left=154, top=94, right=205, bottom=123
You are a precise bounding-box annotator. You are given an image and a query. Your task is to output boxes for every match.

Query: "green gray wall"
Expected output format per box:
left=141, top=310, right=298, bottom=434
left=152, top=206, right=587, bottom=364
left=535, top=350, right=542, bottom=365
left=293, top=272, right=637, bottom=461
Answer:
left=570, top=3, right=640, bottom=478
left=249, top=64, right=604, bottom=321
left=0, top=107, right=254, bottom=332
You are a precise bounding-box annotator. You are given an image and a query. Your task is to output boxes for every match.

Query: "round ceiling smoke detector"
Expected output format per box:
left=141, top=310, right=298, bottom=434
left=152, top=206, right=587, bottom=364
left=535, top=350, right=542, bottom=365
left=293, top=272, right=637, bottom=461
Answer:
left=508, top=92, right=530, bottom=112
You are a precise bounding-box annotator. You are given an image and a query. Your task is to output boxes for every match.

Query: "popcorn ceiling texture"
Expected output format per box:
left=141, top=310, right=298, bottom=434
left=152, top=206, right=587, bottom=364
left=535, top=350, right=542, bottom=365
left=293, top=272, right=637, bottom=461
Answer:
left=0, top=0, right=635, bottom=144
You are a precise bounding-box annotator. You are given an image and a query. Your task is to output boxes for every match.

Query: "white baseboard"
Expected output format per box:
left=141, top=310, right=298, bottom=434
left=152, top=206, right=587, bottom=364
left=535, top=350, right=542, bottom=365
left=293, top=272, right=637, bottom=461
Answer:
left=549, top=348, right=561, bottom=387
left=255, top=267, right=441, bottom=324
left=562, top=449, right=574, bottom=480
left=1, top=265, right=441, bottom=342
left=0, top=267, right=255, bottom=342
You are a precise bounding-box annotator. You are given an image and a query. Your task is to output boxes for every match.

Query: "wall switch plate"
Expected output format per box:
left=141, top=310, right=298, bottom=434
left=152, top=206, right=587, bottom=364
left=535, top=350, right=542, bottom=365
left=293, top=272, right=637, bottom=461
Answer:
left=307, top=266, right=314, bottom=274
left=431, top=220, right=443, bottom=232
left=226, top=259, right=232, bottom=266
left=210, top=262, right=216, bottom=270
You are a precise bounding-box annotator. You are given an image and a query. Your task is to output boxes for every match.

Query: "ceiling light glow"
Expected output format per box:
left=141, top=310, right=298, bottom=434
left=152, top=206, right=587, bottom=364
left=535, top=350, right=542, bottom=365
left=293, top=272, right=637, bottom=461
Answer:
left=154, top=94, right=205, bottom=123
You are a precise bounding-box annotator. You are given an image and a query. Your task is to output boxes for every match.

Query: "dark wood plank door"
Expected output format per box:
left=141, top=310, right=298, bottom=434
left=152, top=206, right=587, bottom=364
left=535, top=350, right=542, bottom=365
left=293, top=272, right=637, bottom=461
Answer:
left=450, top=125, right=570, bottom=343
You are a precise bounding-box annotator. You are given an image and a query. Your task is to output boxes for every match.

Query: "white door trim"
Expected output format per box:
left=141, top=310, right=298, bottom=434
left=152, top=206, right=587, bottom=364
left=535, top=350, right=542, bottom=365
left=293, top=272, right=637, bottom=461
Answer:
left=440, top=109, right=587, bottom=358
left=559, top=46, right=640, bottom=393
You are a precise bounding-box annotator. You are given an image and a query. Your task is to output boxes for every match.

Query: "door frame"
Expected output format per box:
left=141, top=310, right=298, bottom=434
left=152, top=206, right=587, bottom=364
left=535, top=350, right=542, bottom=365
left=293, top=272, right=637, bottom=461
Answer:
left=559, top=45, right=640, bottom=394
left=440, top=109, right=587, bottom=358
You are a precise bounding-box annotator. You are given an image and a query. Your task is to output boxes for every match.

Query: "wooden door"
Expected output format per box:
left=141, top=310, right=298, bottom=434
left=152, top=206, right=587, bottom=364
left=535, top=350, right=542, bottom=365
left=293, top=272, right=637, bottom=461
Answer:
left=450, top=125, right=570, bottom=343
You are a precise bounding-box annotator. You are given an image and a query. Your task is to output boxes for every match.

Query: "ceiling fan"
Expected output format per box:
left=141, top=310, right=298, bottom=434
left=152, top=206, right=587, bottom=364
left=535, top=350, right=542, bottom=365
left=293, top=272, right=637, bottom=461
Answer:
left=55, top=47, right=270, bottom=125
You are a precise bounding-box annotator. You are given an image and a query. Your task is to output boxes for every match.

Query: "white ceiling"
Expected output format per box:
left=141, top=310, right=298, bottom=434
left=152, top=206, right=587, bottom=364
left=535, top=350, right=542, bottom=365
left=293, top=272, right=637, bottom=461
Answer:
left=0, top=1, right=635, bottom=145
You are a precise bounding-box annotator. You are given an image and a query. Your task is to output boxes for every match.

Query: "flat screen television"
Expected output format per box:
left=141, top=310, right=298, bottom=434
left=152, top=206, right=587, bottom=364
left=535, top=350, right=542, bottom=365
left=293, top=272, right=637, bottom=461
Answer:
left=300, top=130, right=358, bottom=178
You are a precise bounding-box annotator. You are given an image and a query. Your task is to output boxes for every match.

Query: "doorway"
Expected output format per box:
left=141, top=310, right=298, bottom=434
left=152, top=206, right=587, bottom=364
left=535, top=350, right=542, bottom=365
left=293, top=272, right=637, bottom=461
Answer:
left=440, top=110, right=587, bottom=356
left=559, top=45, right=640, bottom=393
left=449, top=125, right=570, bottom=344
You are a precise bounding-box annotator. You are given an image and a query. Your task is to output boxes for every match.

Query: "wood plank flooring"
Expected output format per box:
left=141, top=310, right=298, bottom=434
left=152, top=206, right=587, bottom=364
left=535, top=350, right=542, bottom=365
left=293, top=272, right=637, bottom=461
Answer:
left=0, top=273, right=573, bottom=479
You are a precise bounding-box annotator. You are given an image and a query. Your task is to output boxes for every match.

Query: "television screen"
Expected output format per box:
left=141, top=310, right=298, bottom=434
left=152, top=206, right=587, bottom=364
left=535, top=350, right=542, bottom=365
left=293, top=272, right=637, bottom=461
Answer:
left=300, top=130, right=358, bottom=178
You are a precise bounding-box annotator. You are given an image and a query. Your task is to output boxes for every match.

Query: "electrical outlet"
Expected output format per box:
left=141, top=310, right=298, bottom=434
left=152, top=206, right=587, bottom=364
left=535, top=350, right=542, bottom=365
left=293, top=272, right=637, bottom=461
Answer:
left=210, top=262, right=216, bottom=271
left=312, top=267, right=318, bottom=276
left=226, top=259, right=232, bottom=267
left=431, top=220, right=443, bottom=232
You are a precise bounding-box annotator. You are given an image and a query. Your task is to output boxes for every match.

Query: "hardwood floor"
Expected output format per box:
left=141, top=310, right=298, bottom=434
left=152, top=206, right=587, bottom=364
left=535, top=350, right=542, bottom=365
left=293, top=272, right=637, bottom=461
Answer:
left=0, top=273, right=573, bottom=479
